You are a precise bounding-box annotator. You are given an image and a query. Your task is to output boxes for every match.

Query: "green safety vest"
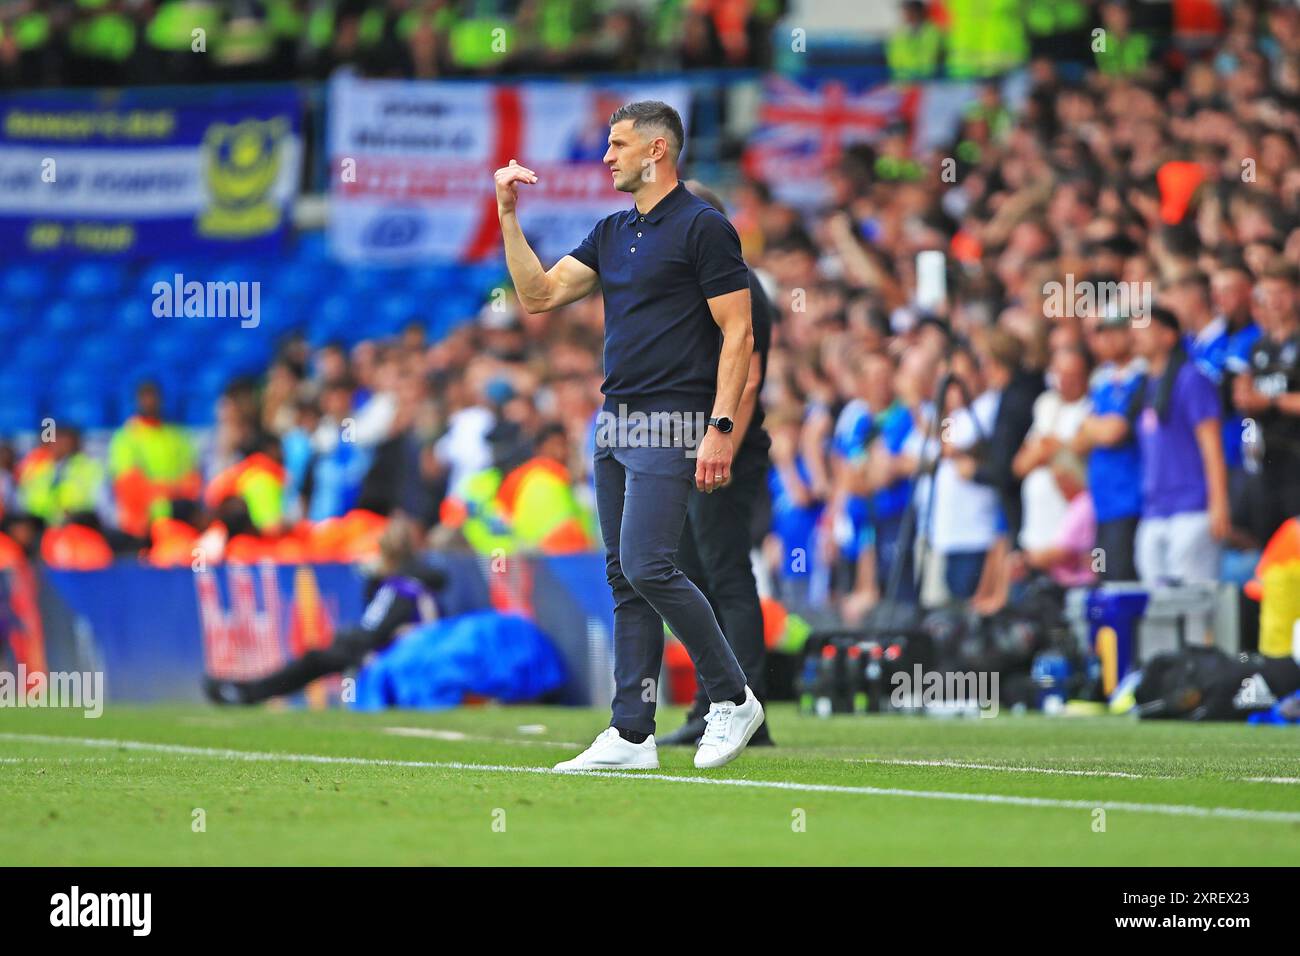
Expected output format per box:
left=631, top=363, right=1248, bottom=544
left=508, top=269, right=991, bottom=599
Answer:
left=956, top=139, right=982, bottom=164
left=1095, top=32, right=1151, bottom=77
left=4, top=13, right=51, bottom=50
left=1025, top=0, right=1088, bottom=36
left=147, top=0, right=223, bottom=53
left=357, top=7, right=386, bottom=47
left=266, top=0, right=304, bottom=40
left=456, top=468, right=515, bottom=556
left=69, top=12, right=136, bottom=61
left=109, top=418, right=196, bottom=483
left=887, top=22, right=943, bottom=82
left=450, top=19, right=513, bottom=69
left=19, top=453, right=104, bottom=526
left=875, top=154, right=924, bottom=182
left=945, top=0, right=1028, bottom=79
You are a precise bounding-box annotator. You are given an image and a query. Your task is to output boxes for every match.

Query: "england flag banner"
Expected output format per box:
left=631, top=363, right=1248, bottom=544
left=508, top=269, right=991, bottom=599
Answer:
left=328, top=74, right=691, bottom=265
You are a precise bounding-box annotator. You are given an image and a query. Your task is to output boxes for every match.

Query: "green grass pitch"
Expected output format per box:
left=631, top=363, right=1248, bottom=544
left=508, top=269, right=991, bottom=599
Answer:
left=2, top=703, right=1298, bottom=865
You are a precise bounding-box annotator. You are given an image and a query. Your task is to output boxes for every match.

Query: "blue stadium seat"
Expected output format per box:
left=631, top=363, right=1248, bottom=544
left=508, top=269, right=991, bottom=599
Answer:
left=138, top=258, right=198, bottom=301
left=296, top=231, right=329, bottom=262
left=342, top=267, right=389, bottom=298
left=58, top=396, right=113, bottom=431
left=0, top=386, right=41, bottom=436
left=0, top=303, right=33, bottom=338
left=464, top=261, right=508, bottom=295
left=13, top=336, right=62, bottom=375
left=269, top=261, right=322, bottom=301
left=406, top=265, right=452, bottom=297
left=378, top=292, right=419, bottom=330
left=43, top=300, right=107, bottom=337
left=147, top=333, right=198, bottom=370
left=71, top=332, right=133, bottom=372
left=52, top=371, right=113, bottom=430
left=65, top=261, right=128, bottom=300
left=113, top=298, right=157, bottom=338
left=0, top=263, right=51, bottom=303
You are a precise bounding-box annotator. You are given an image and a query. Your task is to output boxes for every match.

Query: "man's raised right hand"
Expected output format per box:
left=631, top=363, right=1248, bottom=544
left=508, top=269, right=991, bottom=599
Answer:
left=495, top=159, right=537, bottom=214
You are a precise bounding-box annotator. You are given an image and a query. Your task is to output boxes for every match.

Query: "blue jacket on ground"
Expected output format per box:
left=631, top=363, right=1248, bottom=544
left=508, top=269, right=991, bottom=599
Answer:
left=350, top=612, right=566, bottom=711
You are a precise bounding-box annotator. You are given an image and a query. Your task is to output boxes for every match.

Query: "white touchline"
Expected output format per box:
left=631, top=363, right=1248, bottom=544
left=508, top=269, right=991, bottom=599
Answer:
left=852, top=757, right=1300, bottom=785
left=853, top=757, right=1171, bottom=779
left=382, top=727, right=584, bottom=748
left=2, top=732, right=1298, bottom=824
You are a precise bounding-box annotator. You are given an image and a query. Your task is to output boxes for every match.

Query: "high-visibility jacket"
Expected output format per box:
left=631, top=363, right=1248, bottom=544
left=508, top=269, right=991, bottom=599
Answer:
left=1025, top=0, right=1088, bottom=37
left=1248, top=517, right=1300, bottom=659
left=496, top=457, right=592, bottom=554
left=1095, top=31, right=1151, bottom=77
left=108, top=416, right=199, bottom=537
left=441, top=468, right=514, bottom=556
left=944, top=0, right=1028, bottom=79
left=16, top=449, right=104, bottom=526
left=887, top=21, right=943, bottom=82
left=146, top=0, right=223, bottom=52
left=1, top=11, right=51, bottom=50
left=204, top=452, right=287, bottom=532
left=69, top=0, right=136, bottom=62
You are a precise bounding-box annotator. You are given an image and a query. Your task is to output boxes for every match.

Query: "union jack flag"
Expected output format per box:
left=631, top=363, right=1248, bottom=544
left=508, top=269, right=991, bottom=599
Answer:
left=742, top=75, right=918, bottom=205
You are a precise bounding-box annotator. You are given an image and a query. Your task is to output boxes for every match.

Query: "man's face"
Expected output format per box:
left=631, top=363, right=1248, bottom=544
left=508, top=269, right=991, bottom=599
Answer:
left=604, top=119, right=662, bottom=194
left=1052, top=351, right=1088, bottom=402
left=1094, top=324, right=1131, bottom=363
left=1255, top=277, right=1297, bottom=333
left=1133, top=322, right=1172, bottom=360
left=137, top=388, right=161, bottom=419
left=1212, top=269, right=1251, bottom=318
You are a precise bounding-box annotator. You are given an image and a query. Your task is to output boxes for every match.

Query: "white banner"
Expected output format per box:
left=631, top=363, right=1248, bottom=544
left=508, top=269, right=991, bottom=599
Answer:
left=328, top=75, right=692, bottom=265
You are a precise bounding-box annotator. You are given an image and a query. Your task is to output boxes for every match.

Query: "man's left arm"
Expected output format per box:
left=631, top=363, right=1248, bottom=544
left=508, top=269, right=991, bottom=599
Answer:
left=690, top=207, right=753, bottom=493
left=698, top=287, right=754, bottom=492
left=730, top=352, right=763, bottom=445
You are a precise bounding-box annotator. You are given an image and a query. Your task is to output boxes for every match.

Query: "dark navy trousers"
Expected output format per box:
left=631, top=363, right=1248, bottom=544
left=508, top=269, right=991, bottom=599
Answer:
left=593, top=442, right=748, bottom=735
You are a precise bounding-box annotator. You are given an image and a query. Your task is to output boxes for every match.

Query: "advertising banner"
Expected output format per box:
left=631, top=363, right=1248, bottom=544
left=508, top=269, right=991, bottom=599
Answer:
left=0, top=87, right=303, bottom=257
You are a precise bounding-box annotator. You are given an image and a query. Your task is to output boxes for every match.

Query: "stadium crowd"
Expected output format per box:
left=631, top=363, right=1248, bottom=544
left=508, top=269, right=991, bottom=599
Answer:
left=0, top=0, right=786, bottom=88
left=4, top=1, right=1300, bottom=627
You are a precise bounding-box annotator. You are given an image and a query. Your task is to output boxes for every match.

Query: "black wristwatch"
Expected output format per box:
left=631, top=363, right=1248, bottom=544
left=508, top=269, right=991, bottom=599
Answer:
left=708, top=416, right=734, bottom=434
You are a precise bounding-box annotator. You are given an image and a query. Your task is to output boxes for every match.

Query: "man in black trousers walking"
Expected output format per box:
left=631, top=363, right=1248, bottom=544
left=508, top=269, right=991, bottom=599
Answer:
left=661, top=181, right=775, bottom=747
left=494, top=101, right=766, bottom=770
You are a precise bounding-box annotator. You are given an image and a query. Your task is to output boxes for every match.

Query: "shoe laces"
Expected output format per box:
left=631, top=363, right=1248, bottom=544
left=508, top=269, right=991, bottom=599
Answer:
left=701, top=702, right=735, bottom=747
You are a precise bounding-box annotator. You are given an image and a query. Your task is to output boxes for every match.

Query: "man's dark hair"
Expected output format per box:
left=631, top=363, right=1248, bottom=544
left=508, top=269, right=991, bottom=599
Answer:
left=1148, top=305, right=1181, bottom=333
left=609, top=100, right=684, bottom=163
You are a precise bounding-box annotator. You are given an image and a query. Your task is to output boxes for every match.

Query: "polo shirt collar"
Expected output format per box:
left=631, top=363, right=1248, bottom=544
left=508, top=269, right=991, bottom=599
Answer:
left=630, top=181, right=688, bottom=225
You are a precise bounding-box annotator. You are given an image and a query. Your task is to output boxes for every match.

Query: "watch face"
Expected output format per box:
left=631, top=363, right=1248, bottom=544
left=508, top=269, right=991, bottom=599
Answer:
left=715, top=417, right=734, bottom=433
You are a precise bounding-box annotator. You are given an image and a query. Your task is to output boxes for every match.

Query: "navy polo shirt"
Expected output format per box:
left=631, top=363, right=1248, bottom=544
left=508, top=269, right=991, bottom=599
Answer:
left=567, top=181, right=750, bottom=415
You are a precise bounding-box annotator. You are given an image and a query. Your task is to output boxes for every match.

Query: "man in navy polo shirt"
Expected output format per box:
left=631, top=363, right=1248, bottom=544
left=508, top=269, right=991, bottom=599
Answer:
left=493, top=100, right=765, bottom=771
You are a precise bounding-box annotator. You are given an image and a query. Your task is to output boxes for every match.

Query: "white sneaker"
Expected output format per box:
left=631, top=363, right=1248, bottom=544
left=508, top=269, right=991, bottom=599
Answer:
left=554, top=727, right=659, bottom=771
left=694, top=686, right=765, bottom=769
